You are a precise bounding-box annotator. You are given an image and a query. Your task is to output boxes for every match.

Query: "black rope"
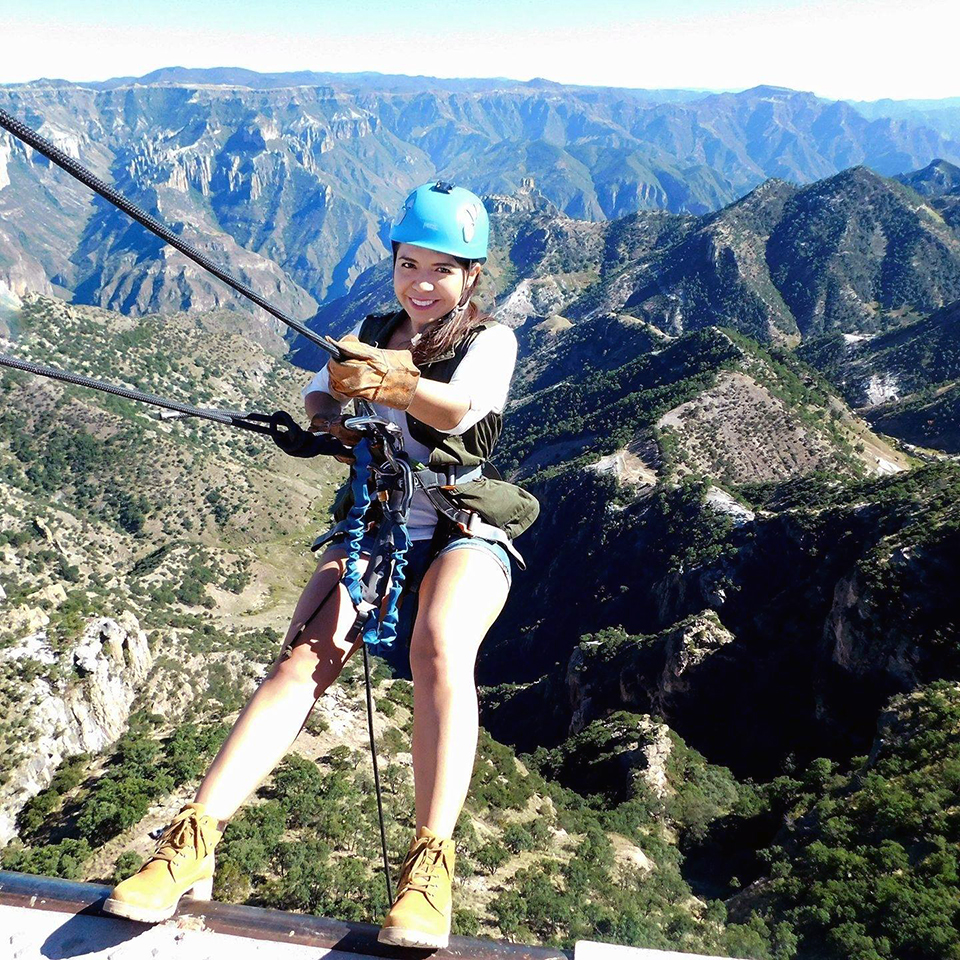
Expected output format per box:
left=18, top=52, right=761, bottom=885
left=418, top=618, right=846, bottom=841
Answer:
left=0, top=352, right=270, bottom=433
left=363, top=643, right=395, bottom=907
left=0, top=352, right=357, bottom=459
left=0, top=108, right=338, bottom=359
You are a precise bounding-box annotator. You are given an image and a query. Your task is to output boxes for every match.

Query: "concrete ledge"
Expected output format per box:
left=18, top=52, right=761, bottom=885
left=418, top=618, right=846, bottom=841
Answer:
left=3, top=901, right=331, bottom=959
left=0, top=871, right=568, bottom=960
left=0, top=870, right=572, bottom=960
left=1, top=872, right=741, bottom=960
left=576, top=939, right=741, bottom=960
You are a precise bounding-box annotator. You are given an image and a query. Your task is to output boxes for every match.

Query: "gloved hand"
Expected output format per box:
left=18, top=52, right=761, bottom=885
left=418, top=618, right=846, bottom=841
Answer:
left=309, top=413, right=363, bottom=463
left=266, top=411, right=355, bottom=462
left=309, top=413, right=363, bottom=445
left=324, top=334, right=420, bottom=410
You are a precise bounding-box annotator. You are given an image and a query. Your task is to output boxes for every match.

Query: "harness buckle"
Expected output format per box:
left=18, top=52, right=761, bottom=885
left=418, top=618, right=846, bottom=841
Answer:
left=456, top=510, right=480, bottom=536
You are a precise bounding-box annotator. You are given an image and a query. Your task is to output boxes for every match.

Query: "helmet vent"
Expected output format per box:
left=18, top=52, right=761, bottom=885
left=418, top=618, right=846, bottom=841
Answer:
left=461, top=203, right=480, bottom=243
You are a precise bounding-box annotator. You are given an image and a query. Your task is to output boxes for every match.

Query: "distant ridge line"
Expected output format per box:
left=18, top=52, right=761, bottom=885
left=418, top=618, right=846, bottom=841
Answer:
left=0, top=66, right=738, bottom=101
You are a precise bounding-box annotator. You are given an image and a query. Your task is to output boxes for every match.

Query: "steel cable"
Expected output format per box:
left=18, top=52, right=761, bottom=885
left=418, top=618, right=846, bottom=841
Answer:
left=0, top=352, right=271, bottom=433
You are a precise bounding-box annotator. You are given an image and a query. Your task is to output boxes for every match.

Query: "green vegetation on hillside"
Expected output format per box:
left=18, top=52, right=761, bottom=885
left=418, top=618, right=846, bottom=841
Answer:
left=501, top=327, right=741, bottom=475
left=3, top=714, right=226, bottom=877
left=1, top=664, right=788, bottom=958
left=504, top=323, right=881, bottom=488
left=746, top=683, right=960, bottom=960
left=2, top=277, right=958, bottom=960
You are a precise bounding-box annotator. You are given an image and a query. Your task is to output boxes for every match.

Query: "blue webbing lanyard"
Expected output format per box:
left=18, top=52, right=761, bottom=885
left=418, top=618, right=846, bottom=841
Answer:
left=340, top=438, right=410, bottom=648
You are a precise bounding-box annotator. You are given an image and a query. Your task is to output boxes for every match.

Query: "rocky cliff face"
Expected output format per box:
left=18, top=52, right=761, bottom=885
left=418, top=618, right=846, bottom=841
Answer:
left=542, top=711, right=678, bottom=805
left=484, top=458, right=960, bottom=782
left=564, top=614, right=739, bottom=743
left=0, top=613, right=152, bottom=844
left=815, top=512, right=960, bottom=738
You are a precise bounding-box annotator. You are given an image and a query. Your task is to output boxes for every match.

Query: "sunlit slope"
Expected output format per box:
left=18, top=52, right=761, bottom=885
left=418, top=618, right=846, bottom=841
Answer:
left=0, top=293, right=346, bottom=841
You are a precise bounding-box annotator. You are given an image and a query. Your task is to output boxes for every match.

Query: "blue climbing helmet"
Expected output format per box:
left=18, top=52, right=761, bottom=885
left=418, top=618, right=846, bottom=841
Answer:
left=390, top=181, right=489, bottom=263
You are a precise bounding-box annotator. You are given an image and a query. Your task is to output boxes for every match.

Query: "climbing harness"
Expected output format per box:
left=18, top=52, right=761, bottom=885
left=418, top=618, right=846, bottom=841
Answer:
left=0, top=107, right=425, bottom=908
left=341, top=423, right=413, bottom=649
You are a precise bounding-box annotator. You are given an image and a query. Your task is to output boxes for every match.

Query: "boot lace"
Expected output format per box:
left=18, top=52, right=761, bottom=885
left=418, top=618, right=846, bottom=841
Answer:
left=151, top=808, right=211, bottom=868
left=396, top=839, right=451, bottom=905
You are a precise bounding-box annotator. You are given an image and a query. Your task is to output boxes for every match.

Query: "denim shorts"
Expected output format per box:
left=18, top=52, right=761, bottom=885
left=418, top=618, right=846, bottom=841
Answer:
left=359, top=531, right=512, bottom=594
left=357, top=530, right=512, bottom=648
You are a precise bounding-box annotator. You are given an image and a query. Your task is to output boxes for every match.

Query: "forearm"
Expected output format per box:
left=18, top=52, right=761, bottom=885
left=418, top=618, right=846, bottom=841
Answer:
left=304, top=390, right=348, bottom=424
left=406, top=377, right=471, bottom=431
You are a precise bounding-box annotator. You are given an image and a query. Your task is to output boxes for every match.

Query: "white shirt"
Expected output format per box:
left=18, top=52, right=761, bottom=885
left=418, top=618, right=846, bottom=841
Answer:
left=303, top=321, right=518, bottom=540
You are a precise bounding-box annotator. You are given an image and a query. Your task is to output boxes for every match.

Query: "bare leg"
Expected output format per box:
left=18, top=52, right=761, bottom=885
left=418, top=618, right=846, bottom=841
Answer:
left=195, top=548, right=367, bottom=824
left=408, top=549, right=509, bottom=837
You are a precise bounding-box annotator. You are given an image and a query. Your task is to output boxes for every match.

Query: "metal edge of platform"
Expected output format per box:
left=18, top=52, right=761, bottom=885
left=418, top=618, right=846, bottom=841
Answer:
left=0, top=870, right=572, bottom=960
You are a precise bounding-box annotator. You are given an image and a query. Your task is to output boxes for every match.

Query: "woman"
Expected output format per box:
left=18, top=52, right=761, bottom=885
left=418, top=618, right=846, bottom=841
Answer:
left=103, top=181, right=538, bottom=948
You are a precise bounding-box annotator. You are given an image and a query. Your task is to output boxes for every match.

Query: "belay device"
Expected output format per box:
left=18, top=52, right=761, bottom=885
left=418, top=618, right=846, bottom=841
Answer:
left=0, top=106, right=411, bottom=902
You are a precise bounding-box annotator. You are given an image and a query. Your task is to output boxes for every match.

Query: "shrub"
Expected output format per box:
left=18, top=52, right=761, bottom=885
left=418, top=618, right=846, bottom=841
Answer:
left=113, top=851, right=143, bottom=883
left=474, top=841, right=509, bottom=874
left=502, top=821, right=536, bottom=854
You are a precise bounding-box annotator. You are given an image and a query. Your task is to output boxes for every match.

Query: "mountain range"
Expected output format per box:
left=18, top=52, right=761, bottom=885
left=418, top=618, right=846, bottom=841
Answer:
left=293, top=160, right=960, bottom=373
left=3, top=71, right=960, bottom=320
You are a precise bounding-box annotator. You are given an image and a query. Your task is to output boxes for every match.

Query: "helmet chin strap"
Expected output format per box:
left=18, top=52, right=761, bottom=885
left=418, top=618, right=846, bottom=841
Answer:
left=437, top=265, right=476, bottom=324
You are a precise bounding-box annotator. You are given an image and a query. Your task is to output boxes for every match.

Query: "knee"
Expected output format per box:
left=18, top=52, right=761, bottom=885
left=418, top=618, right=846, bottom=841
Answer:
left=271, top=641, right=343, bottom=696
left=409, top=628, right=474, bottom=685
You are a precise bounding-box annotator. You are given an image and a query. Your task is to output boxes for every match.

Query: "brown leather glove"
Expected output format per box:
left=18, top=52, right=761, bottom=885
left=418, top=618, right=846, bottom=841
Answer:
left=325, top=334, right=420, bottom=410
left=309, top=414, right=363, bottom=463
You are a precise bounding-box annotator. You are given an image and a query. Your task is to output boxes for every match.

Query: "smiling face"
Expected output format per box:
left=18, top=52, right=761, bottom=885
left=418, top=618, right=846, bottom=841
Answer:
left=393, top=242, right=481, bottom=325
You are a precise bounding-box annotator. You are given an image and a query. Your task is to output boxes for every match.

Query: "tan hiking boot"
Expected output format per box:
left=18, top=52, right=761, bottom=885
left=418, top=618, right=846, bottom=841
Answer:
left=102, top=802, right=223, bottom=923
left=378, top=826, right=456, bottom=949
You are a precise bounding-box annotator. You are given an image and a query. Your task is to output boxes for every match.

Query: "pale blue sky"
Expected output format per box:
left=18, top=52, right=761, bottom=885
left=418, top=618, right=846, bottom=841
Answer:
left=3, top=0, right=957, bottom=101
